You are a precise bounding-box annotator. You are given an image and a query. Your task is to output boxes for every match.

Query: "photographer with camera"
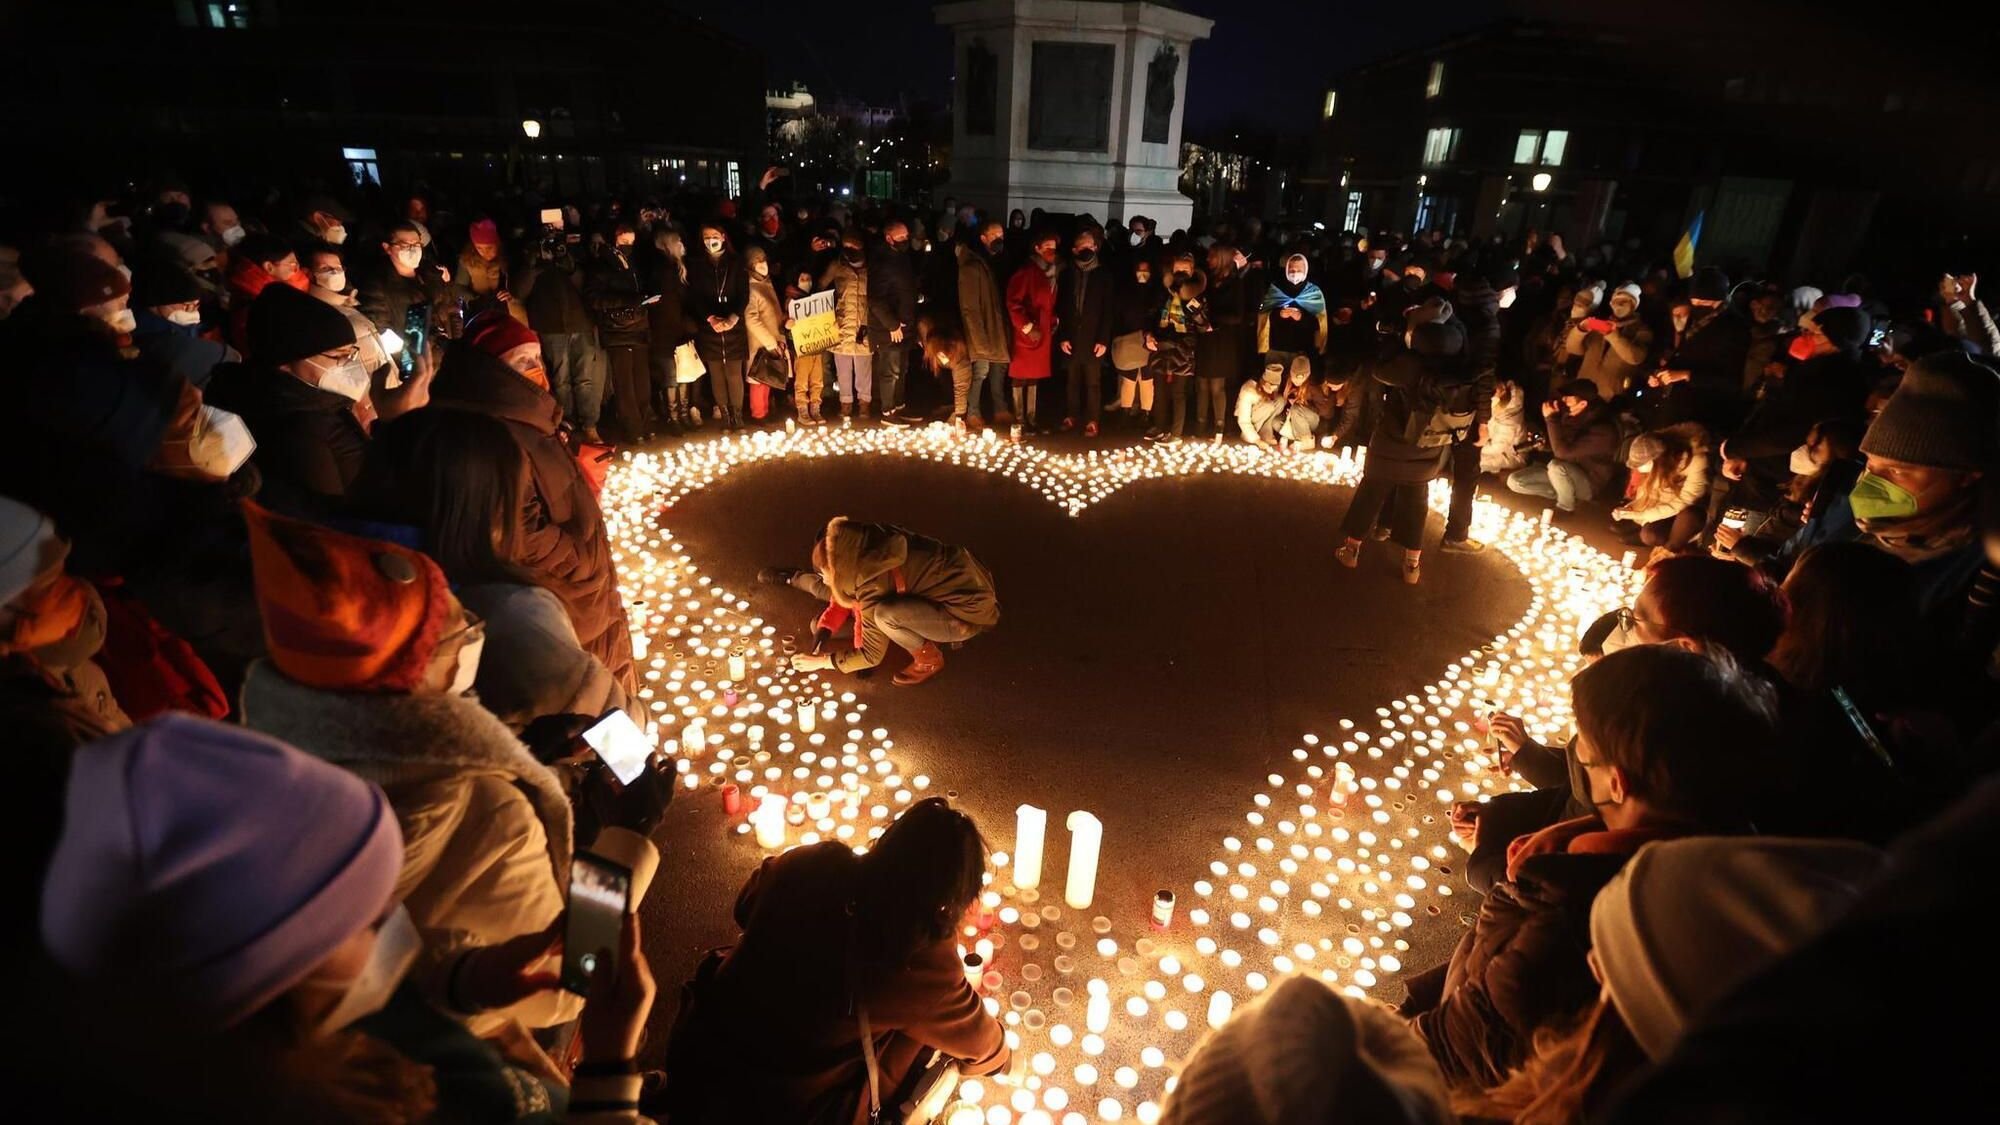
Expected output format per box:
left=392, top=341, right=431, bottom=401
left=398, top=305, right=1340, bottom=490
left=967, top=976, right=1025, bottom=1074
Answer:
left=521, top=210, right=605, bottom=443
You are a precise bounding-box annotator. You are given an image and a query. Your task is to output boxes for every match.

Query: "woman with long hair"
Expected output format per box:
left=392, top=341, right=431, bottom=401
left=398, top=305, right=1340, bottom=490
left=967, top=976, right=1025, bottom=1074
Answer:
left=1611, top=422, right=1713, bottom=556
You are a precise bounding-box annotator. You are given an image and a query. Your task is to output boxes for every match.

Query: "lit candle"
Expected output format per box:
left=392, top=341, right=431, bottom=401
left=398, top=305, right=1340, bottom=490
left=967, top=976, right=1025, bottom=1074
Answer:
left=799, top=706, right=816, bottom=734
left=753, top=793, right=786, bottom=849
left=1086, top=992, right=1111, bottom=1034
left=1063, top=811, right=1102, bottom=909
left=1206, top=990, right=1233, bottom=1029
left=1151, top=889, right=1174, bottom=930
left=1013, top=805, right=1047, bottom=890
left=681, top=718, right=707, bottom=755
left=728, top=652, right=747, bottom=681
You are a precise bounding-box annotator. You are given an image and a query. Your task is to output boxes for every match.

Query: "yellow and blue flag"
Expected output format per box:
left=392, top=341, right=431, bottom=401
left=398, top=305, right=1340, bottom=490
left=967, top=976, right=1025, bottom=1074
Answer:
left=1673, top=211, right=1704, bottom=279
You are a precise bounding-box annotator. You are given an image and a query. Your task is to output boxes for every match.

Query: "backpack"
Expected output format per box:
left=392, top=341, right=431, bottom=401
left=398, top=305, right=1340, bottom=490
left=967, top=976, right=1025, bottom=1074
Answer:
left=1406, top=373, right=1481, bottom=448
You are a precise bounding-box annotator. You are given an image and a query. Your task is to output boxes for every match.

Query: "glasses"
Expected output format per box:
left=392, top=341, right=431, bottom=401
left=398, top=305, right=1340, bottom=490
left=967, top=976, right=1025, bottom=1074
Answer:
left=389, top=241, right=423, bottom=251
left=319, top=344, right=362, bottom=364
left=440, top=610, right=485, bottom=651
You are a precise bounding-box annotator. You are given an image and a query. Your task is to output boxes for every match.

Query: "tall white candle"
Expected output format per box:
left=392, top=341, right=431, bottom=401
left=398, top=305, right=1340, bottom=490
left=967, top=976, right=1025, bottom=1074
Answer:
left=1086, top=993, right=1111, bottom=1034
left=1013, top=805, right=1048, bottom=890
left=1064, top=811, right=1103, bottom=909
left=753, top=793, right=787, bottom=849
left=681, top=718, right=706, bottom=756
left=1206, top=990, right=1233, bottom=1029
left=728, top=652, right=747, bottom=681
left=799, top=706, right=816, bottom=733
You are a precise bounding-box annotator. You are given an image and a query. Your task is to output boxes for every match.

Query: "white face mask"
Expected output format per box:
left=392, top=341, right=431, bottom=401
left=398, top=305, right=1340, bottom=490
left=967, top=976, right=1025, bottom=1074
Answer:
left=1789, top=443, right=1819, bottom=476
left=306, top=356, right=372, bottom=401
left=704, top=238, right=725, bottom=255
left=1284, top=270, right=1307, bottom=286
left=220, top=224, right=246, bottom=247
left=1599, top=617, right=1640, bottom=656
left=393, top=246, right=423, bottom=270
left=176, top=405, right=257, bottom=479
left=448, top=631, right=485, bottom=697
left=100, top=306, right=137, bottom=334
left=316, top=905, right=421, bottom=1035
left=324, top=223, right=348, bottom=246
left=318, top=270, right=347, bottom=294
left=164, top=307, right=203, bottom=327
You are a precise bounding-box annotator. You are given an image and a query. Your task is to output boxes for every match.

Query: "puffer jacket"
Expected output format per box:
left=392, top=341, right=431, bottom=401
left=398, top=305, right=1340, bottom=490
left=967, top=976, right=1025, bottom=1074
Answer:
left=820, top=258, right=870, bottom=357
left=789, top=517, right=999, bottom=673
left=1620, top=421, right=1713, bottom=525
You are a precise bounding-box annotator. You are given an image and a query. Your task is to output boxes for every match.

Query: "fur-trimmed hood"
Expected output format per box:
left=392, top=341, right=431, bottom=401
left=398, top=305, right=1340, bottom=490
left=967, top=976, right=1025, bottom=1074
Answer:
left=239, top=659, right=572, bottom=883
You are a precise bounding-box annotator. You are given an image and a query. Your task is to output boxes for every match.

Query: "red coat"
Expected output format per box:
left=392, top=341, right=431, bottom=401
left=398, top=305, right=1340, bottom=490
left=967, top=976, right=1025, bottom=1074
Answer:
left=1004, top=261, right=1058, bottom=381
left=224, top=256, right=308, bottom=356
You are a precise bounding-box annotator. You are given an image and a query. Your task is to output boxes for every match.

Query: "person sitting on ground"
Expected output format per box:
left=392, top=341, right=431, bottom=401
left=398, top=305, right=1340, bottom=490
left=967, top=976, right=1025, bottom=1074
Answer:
left=661, top=798, right=1009, bottom=1124
left=1611, top=423, right=1713, bottom=556
left=1160, top=973, right=1453, bottom=1125
left=1236, top=359, right=1288, bottom=448
left=1, top=495, right=131, bottom=756
left=36, top=714, right=660, bottom=1124
left=1720, top=418, right=1864, bottom=573
left=1468, top=836, right=1880, bottom=1124
left=1404, top=644, right=1783, bottom=1093
left=1507, top=379, right=1619, bottom=514
left=764, top=517, right=1000, bottom=687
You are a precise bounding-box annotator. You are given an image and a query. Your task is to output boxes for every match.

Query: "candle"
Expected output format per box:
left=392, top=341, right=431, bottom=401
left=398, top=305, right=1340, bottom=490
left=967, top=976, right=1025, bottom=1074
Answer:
left=1013, top=805, right=1048, bottom=890
left=1063, top=811, right=1102, bottom=910
left=728, top=652, right=747, bottom=681
left=1086, top=993, right=1111, bottom=1034
left=753, top=793, right=786, bottom=848
left=1206, top=990, right=1233, bottom=1029
left=681, top=718, right=706, bottom=756
left=1150, top=890, right=1175, bottom=930
left=963, top=951, right=985, bottom=987
left=799, top=706, right=816, bottom=733
left=721, top=783, right=743, bottom=816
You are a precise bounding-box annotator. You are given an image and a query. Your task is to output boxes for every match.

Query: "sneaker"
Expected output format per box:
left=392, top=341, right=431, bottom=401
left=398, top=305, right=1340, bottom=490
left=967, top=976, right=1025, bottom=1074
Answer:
left=1370, top=526, right=1392, bottom=542
left=1335, top=541, right=1360, bottom=569
left=1440, top=537, right=1487, bottom=555
left=1061, top=417, right=1077, bottom=432
left=1402, top=558, right=1422, bottom=585
left=1083, top=421, right=1100, bottom=438
left=1159, top=433, right=1183, bottom=446
left=1143, top=429, right=1165, bottom=443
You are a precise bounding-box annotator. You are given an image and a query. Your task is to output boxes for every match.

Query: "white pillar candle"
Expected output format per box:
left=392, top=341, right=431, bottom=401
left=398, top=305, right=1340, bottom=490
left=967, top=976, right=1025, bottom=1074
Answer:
left=1013, top=805, right=1048, bottom=890
left=728, top=652, right=747, bottom=681
left=1086, top=992, right=1111, bottom=1034
left=1206, top=990, right=1233, bottom=1029
left=681, top=718, right=706, bottom=756
left=799, top=706, right=816, bottom=733
left=753, top=793, right=787, bottom=849
left=1063, top=811, right=1103, bottom=910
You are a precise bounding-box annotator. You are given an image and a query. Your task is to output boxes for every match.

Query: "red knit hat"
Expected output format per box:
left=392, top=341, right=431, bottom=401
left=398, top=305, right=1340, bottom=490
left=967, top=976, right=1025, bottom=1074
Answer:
left=242, top=502, right=452, bottom=692
left=469, top=310, right=540, bottom=361
left=35, top=251, right=131, bottom=312
left=468, top=218, right=500, bottom=247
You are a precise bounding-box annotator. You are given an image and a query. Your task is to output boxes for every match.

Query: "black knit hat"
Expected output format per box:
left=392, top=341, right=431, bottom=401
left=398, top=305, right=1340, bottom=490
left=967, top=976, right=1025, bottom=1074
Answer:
left=1859, top=352, right=1999, bottom=472
left=1690, top=267, right=1731, bottom=302
left=247, top=284, right=354, bottom=366
left=132, top=260, right=206, bottom=307
left=1814, top=306, right=1870, bottom=353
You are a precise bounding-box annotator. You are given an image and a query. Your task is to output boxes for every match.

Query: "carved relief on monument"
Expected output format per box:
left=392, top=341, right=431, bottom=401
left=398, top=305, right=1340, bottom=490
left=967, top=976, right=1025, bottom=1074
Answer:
left=1142, top=43, right=1179, bottom=143
left=965, top=38, right=997, bottom=136
left=1027, top=41, right=1113, bottom=152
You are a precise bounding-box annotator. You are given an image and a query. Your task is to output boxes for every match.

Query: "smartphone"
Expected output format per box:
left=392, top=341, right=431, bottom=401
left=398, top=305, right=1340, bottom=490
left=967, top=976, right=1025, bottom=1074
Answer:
left=540, top=207, right=564, bottom=229
left=378, top=327, right=405, bottom=356
left=583, top=709, right=655, bottom=785
left=403, top=301, right=430, bottom=373
left=1830, top=685, right=1895, bottom=769
left=562, top=853, right=632, bottom=994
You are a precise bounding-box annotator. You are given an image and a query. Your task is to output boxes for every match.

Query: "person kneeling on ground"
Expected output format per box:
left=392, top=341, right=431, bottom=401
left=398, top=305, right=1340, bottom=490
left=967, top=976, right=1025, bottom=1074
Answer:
left=763, top=517, right=1000, bottom=686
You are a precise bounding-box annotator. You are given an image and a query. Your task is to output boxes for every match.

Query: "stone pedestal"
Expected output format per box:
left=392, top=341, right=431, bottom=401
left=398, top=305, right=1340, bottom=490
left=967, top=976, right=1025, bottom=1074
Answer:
left=937, top=0, right=1212, bottom=233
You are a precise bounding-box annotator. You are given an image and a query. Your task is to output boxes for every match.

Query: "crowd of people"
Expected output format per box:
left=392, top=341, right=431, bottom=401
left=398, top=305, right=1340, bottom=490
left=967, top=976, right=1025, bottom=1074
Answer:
left=3, top=166, right=1997, bottom=1124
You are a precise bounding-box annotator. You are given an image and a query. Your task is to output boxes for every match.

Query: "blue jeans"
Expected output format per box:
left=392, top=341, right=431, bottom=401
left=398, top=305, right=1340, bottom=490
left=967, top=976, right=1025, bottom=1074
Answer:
left=1507, top=459, right=1595, bottom=511
left=539, top=331, right=602, bottom=429
left=968, top=358, right=1009, bottom=419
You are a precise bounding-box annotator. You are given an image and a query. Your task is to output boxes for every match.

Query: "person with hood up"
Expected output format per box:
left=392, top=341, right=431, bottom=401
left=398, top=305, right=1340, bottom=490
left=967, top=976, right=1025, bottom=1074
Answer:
left=821, top=232, right=873, bottom=421
left=1142, top=252, right=1210, bottom=446
left=1276, top=355, right=1331, bottom=450
left=1004, top=229, right=1061, bottom=439
left=1566, top=282, right=1654, bottom=401
left=1057, top=226, right=1115, bottom=435
left=1480, top=379, right=1531, bottom=474
left=222, top=232, right=309, bottom=353
left=1507, top=379, right=1619, bottom=514
left=1257, top=253, right=1330, bottom=374
left=955, top=220, right=1012, bottom=425
left=1335, top=300, right=1470, bottom=585
left=0, top=495, right=131, bottom=755
left=762, top=517, right=1000, bottom=687
left=1611, top=424, right=1713, bottom=555
left=685, top=222, right=751, bottom=432
left=235, top=503, right=662, bottom=1041
left=361, top=309, right=637, bottom=689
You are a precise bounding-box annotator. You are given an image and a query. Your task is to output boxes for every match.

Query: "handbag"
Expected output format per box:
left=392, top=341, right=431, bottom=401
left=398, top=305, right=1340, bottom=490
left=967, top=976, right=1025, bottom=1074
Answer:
left=1111, top=330, right=1150, bottom=371
left=673, top=340, right=706, bottom=384
left=749, top=346, right=791, bottom=390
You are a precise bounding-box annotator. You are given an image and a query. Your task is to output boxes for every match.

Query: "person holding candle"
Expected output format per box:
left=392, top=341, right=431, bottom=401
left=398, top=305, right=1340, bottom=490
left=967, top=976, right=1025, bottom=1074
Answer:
left=660, top=797, right=1008, bottom=1124
left=1609, top=423, right=1713, bottom=558
left=1404, top=644, right=1783, bottom=1094
left=763, top=516, right=999, bottom=687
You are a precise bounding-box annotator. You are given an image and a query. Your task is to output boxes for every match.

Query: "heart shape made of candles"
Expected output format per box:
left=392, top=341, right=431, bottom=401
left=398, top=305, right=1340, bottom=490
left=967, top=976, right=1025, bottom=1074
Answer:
left=602, top=423, right=1641, bottom=1123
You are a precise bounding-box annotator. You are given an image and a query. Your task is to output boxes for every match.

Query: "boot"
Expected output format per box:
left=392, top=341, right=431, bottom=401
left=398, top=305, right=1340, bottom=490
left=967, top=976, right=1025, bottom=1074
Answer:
left=892, top=642, right=946, bottom=686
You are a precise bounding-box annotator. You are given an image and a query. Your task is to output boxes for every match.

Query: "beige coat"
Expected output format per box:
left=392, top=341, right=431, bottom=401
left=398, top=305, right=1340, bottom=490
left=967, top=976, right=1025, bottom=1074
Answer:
left=745, top=274, right=785, bottom=356
left=819, top=259, right=871, bottom=356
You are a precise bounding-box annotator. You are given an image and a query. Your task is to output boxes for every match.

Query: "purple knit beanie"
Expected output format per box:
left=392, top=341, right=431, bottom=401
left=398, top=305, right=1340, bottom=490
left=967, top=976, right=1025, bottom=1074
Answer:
left=40, top=715, right=403, bottom=1028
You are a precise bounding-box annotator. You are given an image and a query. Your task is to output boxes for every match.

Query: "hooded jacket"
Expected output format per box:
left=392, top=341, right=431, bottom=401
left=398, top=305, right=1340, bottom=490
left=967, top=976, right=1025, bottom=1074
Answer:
left=796, top=518, right=998, bottom=674
left=1360, top=323, right=1468, bottom=485
left=955, top=241, right=1011, bottom=364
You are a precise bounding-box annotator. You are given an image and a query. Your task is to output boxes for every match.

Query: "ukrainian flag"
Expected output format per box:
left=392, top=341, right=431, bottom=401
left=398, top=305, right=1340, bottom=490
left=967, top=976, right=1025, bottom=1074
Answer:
left=1673, top=211, right=1704, bottom=279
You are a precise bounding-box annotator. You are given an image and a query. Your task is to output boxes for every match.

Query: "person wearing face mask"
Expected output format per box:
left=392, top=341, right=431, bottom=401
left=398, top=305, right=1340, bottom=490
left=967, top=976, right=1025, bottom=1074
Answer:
left=1003, top=231, right=1062, bottom=439
left=1729, top=419, right=1865, bottom=575
left=130, top=253, right=239, bottom=389
left=37, top=711, right=664, bottom=1123
left=1191, top=242, right=1255, bottom=439
left=1108, top=254, right=1160, bottom=428
left=1650, top=266, right=1751, bottom=430
left=1142, top=252, right=1210, bottom=445
left=294, top=195, right=351, bottom=255
left=303, top=247, right=391, bottom=380
left=1125, top=214, right=1161, bottom=264
left=684, top=222, right=752, bottom=431
left=821, top=232, right=874, bottom=421
left=1258, top=253, right=1329, bottom=377
left=1404, top=644, right=1781, bottom=1094
left=1610, top=425, right=1713, bottom=556
left=0, top=496, right=131, bottom=753
left=955, top=220, right=1012, bottom=426
left=223, top=232, right=309, bottom=353
left=582, top=222, right=654, bottom=442
left=218, top=284, right=376, bottom=513
left=1057, top=228, right=1115, bottom=436
left=1566, top=282, right=1654, bottom=402
left=742, top=244, right=788, bottom=423
left=867, top=220, right=919, bottom=423
left=198, top=199, right=247, bottom=256
left=1235, top=360, right=1289, bottom=448
left=1507, top=379, right=1619, bottom=514
left=358, top=221, right=451, bottom=348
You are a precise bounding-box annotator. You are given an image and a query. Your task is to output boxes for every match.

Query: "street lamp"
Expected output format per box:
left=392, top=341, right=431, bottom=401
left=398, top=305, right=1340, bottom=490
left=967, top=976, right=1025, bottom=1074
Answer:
left=1531, top=172, right=1552, bottom=192
left=522, top=119, right=542, bottom=140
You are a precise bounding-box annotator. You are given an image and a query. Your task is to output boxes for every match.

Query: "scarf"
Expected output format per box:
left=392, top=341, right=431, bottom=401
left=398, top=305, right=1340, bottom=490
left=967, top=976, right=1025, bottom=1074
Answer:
left=1859, top=490, right=1979, bottom=564
left=1161, top=290, right=1192, bottom=334
left=1504, top=814, right=1685, bottom=882
left=1261, top=279, right=1327, bottom=317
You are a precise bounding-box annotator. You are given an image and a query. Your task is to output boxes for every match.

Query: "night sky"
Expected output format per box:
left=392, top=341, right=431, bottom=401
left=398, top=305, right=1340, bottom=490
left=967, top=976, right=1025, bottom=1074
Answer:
left=670, top=0, right=1500, bottom=136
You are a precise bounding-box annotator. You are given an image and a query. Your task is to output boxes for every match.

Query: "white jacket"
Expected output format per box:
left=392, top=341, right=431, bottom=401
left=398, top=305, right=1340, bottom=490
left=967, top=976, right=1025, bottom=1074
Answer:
left=1236, top=381, right=1284, bottom=444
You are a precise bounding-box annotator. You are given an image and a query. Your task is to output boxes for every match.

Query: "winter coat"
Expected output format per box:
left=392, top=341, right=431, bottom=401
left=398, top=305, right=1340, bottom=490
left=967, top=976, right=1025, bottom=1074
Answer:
left=867, top=243, right=918, bottom=337
left=581, top=248, right=649, bottom=349
left=955, top=243, right=1011, bottom=364
left=1359, top=329, right=1469, bottom=486
left=662, top=841, right=1009, bottom=1125
left=1454, top=275, right=1504, bottom=378
left=1235, top=381, right=1284, bottom=443
left=1567, top=314, right=1654, bottom=399
left=365, top=343, right=635, bottom=688
left=685, top=250, right=751, bottom=365
left=799, top=517, right=999, bottom=674
left=1481, top=389, right=1530, bottom=474
left=130, top=309, right=236, bottom=390
left=1005, top=260, right=1059, bottom=381
left=519, top=255, right=593, bottom=337
left=1620, top=422, right=1713, bottom=525
left=1055, top=259, right=1114, bottom=355
left=1662, top=306, right=1752, bottom=424
left=1412, top=816, right=1688, bottom=1090
left=643, top=257, right=694, bottom=359
left=1195, top=268, right=1256, bottom=383
left=1145, top=270, right=1211, bottom=384
left=357, top=260, right=450, bottom=342
left=452, top=245, right=521, bottom=324
left=1547, top=398, right=1621, bottom=493
left=821, top=258, right=871, bottom=357
left=239, top=660, right=582, bottom=1033
left=745, top=273, right=785, bottom=357
left=205, top=362, right=369, bottom=515
left=457, top=582, right=632, bottom=734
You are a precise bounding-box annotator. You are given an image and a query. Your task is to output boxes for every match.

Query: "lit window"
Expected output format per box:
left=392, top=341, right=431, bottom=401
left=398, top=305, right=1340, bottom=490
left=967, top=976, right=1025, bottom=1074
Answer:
left=1426, top=61, right=1445, bottom=99
left=1421, top=127, right=1459, bottom=167
left=205, top=2, right=249, bottom=29
left=1322, top=90, right=1338, bottom=120
left=342, top=147, right=380, bottom=187
left=1513, top=130, right=1542, bottom=165
left=1344, top=192, right=1363, bottom=231
left=1541, top=130, right=1568, bottom=166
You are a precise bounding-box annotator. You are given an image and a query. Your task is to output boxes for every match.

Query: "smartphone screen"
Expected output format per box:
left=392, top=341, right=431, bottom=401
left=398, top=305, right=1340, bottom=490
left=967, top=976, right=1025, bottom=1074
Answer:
left=562, top=854, right=632, bottom=994
left=1830, top=685, right=1895, bottom=769
left=582, top=709, right=654, bottom=785
left=540, top=208, right=564, bottom=229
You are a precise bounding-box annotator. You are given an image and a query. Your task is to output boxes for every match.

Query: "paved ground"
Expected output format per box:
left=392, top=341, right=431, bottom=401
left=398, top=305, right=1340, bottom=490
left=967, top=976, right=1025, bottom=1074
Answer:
left=635, top=436, right=1535, bottom=1061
